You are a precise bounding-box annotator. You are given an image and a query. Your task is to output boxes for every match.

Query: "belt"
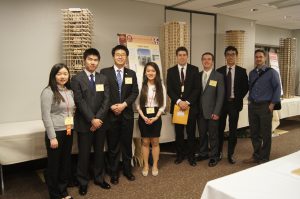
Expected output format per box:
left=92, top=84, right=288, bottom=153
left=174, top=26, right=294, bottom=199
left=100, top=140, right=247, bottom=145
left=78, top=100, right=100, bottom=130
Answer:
left=249, top=100, right=269, bottom=105
left=227, top=98, right=235, bottom=102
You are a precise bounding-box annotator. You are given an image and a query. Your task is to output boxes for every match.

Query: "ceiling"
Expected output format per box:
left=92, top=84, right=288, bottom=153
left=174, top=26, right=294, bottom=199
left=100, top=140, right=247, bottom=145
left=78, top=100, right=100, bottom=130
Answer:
left=135, top=0, right=300, bottom=30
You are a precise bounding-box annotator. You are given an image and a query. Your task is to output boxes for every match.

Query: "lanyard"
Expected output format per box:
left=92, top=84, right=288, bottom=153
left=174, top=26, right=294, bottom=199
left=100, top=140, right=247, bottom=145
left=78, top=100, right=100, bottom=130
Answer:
left=63, top=89, right=71, bottom=117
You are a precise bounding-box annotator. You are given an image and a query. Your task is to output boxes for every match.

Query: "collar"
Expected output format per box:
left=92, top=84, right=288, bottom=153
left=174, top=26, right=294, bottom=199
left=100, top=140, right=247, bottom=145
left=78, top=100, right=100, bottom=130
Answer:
left=178, top=64, right=187, bottom=69
left=227, top=65, right=235, bottom=69
left=84, top=69, right=95, bottom=77
left=114, top=65, right=124, bottom=73
left=256, top=65, right=268, bottom=72
left=203, top=68, right=213, bottom=75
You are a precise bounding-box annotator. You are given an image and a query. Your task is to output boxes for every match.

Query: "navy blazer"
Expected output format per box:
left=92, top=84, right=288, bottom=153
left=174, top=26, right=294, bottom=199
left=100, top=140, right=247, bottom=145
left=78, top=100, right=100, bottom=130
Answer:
left=216, top=65, right=248, bottom=111
left=166, top=64, right=200, bottom=116
left=100, top=66, right=139, bottom=120
left=71, top=70, right=110, bottom=132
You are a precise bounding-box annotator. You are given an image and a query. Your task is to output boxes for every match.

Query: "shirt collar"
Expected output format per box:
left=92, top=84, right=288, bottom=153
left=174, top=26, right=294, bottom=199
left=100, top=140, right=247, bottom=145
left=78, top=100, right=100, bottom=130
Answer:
left=114, top=65, right=124, bottom=73
left=256, top=65, right=268, bottom=72
left=227, top=65, right=235, bottom=69
left=203, top=68, right=213, bottom=75
left=84, top=69, right=95, bottom=77
left=178, top=64, right=187, bottom=69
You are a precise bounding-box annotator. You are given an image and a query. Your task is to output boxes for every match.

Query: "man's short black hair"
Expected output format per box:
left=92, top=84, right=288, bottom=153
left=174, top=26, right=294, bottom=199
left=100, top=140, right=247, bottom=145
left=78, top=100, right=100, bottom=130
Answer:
left=255, top=49, right=266, bottom=56
left=201, top=52, right=215, bottom=61
left=112, top=45, right=129, bottom=56
left=224, top=46, right=238, bottom=56
left=83, top=48, right=100, bottom=60
left=176, top=46, right=188, bottom=56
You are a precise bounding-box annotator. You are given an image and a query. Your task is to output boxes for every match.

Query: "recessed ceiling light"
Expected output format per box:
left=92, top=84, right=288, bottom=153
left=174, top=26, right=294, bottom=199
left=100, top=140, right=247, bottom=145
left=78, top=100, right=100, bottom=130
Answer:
left=250, top=8, right=258, bottom=11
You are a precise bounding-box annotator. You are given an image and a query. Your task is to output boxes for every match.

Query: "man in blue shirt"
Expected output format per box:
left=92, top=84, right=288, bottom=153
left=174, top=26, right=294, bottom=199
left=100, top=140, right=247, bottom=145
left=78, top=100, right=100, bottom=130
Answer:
left=244, top=49, right=281, bottom=164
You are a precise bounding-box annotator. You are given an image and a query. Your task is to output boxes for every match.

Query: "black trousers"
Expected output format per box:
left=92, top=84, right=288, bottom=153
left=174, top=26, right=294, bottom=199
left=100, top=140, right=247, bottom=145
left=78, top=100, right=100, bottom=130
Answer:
left=248, top=102, right=273, bottom=161
left=218, top=101, right=240, bottom=157
left=197, top=115, right=219, bottom=160
left=107, top=116, right=134, bottom=177
left=174, top=115, right=196, bottom=159
left=45, top=130, right=73, bottom=199
left=76, top=128, right=106, bottom=186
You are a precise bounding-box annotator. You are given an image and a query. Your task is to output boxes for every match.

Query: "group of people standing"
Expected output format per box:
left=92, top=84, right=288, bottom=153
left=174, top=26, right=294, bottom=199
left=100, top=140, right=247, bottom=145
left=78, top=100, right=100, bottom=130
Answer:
left=41, top=44, right=281, bottom=199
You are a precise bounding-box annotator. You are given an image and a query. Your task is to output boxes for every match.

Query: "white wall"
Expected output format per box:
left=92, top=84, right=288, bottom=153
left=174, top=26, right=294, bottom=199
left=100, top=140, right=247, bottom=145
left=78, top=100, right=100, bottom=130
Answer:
left=0, top=0, right=164, bottom=123
left=216, top=14, right=256, bottom=73
left=256, top=24, right=292, bottom=46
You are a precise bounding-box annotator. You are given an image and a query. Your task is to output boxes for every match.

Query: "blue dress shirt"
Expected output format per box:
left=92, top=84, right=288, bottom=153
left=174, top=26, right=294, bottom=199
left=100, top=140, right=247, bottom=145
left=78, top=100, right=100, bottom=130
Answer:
left=248, top=65, right=281, bottom=103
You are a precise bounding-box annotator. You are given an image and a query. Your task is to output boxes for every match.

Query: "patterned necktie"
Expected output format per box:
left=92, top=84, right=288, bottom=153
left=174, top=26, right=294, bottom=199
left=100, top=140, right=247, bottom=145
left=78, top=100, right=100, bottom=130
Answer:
left=203, top=72, right=208, bottom=90
left=89, top=74, right=95, bottom=90
left=116, top=70, right=122, bottom=99
left=227, top=67, right=232, bottom=99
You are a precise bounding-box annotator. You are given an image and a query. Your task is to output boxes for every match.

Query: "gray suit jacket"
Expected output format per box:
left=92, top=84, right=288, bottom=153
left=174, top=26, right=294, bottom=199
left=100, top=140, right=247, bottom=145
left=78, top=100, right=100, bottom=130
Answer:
left=199, top=70, right=225, bottom=119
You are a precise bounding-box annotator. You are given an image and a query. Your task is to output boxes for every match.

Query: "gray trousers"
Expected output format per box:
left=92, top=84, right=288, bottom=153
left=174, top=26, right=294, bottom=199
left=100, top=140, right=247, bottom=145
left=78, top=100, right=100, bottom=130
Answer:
left=248, top=102, right=273, bottom=161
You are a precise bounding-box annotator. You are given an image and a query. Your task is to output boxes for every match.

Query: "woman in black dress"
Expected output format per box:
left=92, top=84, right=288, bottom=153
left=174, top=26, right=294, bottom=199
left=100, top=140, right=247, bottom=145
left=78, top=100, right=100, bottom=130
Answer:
left=136, top=62, right=166, bottom=176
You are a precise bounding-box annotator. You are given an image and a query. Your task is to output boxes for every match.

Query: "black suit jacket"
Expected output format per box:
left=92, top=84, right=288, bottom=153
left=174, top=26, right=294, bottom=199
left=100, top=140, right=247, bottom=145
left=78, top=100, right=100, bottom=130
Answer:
left=216, top=65, right=248, bottom=111
left=167, top=64, right=200, bottom=116
left=100, top=66, right=139, bottom=120
left=71, top=70, right=110, bottom=132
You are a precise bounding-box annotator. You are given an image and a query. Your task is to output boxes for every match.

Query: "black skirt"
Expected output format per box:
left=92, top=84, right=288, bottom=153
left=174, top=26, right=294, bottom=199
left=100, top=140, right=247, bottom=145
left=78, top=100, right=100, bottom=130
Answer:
left=138, top=107, right=162, bottom=138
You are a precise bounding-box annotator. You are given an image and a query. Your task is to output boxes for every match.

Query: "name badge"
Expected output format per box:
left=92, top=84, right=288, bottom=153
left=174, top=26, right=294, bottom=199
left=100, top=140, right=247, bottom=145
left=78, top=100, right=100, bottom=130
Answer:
left=125, top=77, right=132, bottom=84
left=146, top=107, right=155, bottom=114
left=177, top=111, right=184, bottom=116
left=209, top=80, right=217, bottom=87
left=96, top=84, right=104, bottom=92
left=64, top=116, right=74, bottom=125
left=181, top=86, right=184, bottom=93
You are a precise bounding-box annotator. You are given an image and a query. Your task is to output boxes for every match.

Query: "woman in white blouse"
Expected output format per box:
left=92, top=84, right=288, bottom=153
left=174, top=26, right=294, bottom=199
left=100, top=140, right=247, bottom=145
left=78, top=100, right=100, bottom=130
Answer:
left=41, top=63, right=75, bottom=199
left=136, top=62, right=166, bottom=177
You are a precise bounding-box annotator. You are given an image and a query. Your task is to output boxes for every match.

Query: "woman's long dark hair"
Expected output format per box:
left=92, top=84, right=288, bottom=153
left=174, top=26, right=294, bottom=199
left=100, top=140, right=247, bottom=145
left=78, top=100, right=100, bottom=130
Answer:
left=139, top=62, right=163, bottom=108
left=47, top=63, right=71, bottom=104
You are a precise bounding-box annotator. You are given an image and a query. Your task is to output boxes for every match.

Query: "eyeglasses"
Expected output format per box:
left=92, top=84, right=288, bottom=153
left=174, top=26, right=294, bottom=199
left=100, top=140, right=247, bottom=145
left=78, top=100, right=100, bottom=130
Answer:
left=115, top=54, right=127, bottom=57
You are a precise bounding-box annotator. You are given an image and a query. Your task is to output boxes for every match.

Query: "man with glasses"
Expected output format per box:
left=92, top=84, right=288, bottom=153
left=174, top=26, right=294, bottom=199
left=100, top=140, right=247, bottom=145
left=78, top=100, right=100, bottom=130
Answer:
left=216, top=46, right=248, bottom=164
left=100, top=45, right=139, bottom=185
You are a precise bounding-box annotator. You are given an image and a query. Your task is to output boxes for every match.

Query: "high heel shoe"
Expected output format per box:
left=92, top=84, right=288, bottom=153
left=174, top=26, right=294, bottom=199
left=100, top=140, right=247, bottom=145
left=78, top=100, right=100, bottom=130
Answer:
left=152, top=168, right=158, bottom=176
left=142, top=168, right=149, bottom=176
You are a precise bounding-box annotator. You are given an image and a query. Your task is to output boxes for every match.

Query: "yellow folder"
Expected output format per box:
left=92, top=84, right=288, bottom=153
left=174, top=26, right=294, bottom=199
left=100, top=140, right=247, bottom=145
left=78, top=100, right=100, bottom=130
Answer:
left=172, top=104, right=189, bottom=125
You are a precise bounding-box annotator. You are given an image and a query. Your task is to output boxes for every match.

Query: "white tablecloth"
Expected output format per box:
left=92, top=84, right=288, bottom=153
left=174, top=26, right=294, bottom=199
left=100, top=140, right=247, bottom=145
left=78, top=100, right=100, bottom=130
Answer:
left=1, top=97, right=299, bottom=165
left=201, top=150, right=300, bottom=199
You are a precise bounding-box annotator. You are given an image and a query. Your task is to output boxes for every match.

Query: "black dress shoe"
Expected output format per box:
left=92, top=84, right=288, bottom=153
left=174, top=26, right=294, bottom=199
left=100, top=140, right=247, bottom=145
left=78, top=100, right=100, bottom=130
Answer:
left=208, top=159, right=218, bottom=167
left=188, top=158, right=197, bottom=167
left=79, top=185, right=87, bottom=196
left=124, top=173, right=135, bottom=181
left=228, top=156, right=236, bottom=164
left=94, top=180, right=111, bottom=189
left=110, top=176, right=119, bottom=185
left=218, top=152, right=223, bottom=161
left=174, top=157, right=183, bottom=164
left=196, top=155, right=209, bottom=162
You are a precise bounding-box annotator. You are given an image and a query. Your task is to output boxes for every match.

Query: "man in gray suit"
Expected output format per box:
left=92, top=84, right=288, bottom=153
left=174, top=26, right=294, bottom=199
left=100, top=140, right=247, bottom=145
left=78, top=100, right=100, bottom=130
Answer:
left=197, top=52, right=224, bottom=167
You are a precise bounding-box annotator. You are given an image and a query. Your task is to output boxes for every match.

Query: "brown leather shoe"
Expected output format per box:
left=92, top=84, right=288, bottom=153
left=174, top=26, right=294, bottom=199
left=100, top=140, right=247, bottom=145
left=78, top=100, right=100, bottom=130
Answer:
left=243, top=157, right=259, bottom=164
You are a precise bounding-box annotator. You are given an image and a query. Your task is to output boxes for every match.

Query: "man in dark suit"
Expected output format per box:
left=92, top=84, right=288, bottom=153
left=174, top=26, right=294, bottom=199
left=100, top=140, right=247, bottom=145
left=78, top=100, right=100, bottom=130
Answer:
left=166, top=46, right=200, bottom=166
left=100, top=45, right=139, bottom=185
left=198, top=52, right=224, bottom=167
left=71, top=48, right=111, bottom=196
left=216, top=46, right=248, bottom=164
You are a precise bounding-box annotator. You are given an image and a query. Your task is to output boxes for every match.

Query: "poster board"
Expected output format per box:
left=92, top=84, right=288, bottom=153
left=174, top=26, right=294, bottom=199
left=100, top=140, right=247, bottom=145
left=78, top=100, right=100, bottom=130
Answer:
left=117, top=33, right=162, bottom=90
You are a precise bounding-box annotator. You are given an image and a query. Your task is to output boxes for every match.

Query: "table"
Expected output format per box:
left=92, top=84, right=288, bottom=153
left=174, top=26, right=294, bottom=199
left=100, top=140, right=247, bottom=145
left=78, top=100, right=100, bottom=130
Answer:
left=1, top=96, right=299, bottom=194
left=201, top=150, right=300, bottom=199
